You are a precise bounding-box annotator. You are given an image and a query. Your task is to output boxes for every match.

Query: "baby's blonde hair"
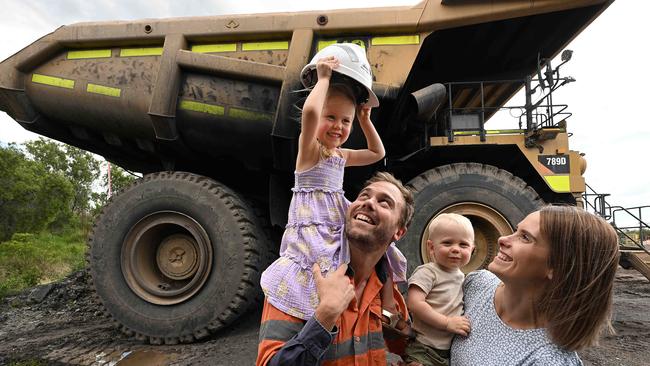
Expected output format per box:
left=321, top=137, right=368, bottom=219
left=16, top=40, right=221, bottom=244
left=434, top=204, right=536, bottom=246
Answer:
left=427, top=213, right=475, bottom=244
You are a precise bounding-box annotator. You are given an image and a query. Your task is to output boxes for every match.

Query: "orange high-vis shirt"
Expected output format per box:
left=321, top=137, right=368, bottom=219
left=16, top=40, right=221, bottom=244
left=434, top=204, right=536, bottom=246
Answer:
left=257, top=269, right=408, bottom=366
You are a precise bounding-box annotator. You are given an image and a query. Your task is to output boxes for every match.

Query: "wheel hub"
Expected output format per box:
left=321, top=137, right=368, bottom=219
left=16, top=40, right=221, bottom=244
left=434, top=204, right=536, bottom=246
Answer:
left=122, top=211, right=213, bottom=305
left=157, top=234, right=198, bottom=280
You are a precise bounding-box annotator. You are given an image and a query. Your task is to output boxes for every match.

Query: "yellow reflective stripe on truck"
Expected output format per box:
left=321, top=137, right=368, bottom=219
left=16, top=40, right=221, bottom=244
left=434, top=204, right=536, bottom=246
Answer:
left=178, top=100, right=272, bottom=121
left=318, top=39, right=366, bottom=51
left=317, top=40, right=338, bottom=50
left=120, top=47, right=164, bottom=57
left=371, top=35, right=420, bottom=46
left=67, top=49, right=112, bottom=59
left=241, top=41, right=289, bottom=51
left=87, top=83, right=121, bottom=97
left=32, top=74, right=75, bottom=89
left=179, top=100, right=225, bottom=116
left=317, top=35, right=419, bottom=51
left=544, top=175, right=570, bottom=192
left=229, top=107, right=273, bottom=122
left=191, top=44, right=237, bottom=53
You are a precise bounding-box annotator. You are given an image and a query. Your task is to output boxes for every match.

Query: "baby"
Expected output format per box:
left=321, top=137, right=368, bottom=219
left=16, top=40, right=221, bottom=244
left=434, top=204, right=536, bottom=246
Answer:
left=404, top=213, right=475, bottom=366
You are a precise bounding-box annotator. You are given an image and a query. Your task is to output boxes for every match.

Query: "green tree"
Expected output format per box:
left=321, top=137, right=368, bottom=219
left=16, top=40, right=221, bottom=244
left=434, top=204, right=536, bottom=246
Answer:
left=0, top=144, right=74, bottom=241
left=24, top=138, right=100, bottom=215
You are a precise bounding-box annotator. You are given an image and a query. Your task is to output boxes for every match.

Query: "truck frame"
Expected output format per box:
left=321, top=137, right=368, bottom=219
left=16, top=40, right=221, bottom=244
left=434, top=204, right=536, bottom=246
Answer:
left=0, top=0, right=624, bottom=344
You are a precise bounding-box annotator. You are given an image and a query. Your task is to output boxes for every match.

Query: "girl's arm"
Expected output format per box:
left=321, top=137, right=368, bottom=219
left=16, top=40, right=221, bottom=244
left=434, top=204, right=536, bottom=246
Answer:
left=407, top=285, right=471, bottom=336
left=342, top=106, right=385, bottom=167
left=296, top=57, right=337, bottom=171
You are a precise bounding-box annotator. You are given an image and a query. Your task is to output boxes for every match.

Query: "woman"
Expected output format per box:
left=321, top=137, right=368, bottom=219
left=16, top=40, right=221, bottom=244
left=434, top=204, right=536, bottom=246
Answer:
left=451, top=205, right=619, bottom=365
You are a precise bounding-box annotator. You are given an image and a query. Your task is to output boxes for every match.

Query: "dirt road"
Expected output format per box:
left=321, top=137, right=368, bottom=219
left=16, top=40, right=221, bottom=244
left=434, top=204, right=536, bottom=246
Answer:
left=1, top=268, right=648, bottom=366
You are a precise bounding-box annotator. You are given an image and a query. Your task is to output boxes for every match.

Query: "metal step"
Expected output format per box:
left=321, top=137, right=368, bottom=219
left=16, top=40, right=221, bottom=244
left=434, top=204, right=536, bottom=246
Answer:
left=627, top=253, right=650, bottom=281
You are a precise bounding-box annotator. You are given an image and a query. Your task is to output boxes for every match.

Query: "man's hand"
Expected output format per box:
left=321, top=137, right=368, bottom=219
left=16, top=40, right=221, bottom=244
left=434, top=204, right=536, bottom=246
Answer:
left=313, top=263, right=355, bottom=331
left=316, top=56, right=339, bottom=81
left=446, top=315, right=471, bottom=336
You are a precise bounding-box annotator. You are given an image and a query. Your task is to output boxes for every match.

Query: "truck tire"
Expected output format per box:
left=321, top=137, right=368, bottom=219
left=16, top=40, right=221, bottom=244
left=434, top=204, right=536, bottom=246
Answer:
left=88, top=171, right=269, bottom=344
left=402, top=163, right=543, bottom=274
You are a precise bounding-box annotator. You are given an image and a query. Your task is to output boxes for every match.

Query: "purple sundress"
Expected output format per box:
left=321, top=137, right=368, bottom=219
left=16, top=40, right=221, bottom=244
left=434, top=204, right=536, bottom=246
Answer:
left=260, top=153, right=407, bottom=320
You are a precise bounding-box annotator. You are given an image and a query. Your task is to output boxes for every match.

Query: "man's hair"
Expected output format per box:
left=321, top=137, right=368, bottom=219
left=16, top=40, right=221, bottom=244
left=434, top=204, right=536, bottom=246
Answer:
left=427, top=213, right=475, bottom=243
left=537, top=205, right=620, bottom=351
left=363, top=171, right=414, bottom=228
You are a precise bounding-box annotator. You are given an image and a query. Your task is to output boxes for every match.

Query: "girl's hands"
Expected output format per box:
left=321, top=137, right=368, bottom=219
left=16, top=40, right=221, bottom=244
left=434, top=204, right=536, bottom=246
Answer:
left=357, top=105, right=372, bottom=124
left=316, top=56, right=339, bottom=81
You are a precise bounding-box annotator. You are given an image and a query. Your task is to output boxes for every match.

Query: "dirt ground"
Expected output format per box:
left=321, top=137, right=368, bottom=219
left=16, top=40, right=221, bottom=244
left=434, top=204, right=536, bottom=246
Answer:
left=0, top=268, right=648, bottom=366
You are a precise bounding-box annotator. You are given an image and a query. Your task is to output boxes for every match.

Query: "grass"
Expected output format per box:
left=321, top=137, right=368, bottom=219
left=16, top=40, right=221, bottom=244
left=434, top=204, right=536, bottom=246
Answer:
left=8, top=360, right=46, bottom=366
left=0, top=228, right=86, bottom=299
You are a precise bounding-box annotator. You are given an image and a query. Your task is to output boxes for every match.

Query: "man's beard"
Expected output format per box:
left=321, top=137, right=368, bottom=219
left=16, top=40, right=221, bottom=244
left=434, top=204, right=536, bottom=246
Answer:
left=345, top=216, right=394, bottom=252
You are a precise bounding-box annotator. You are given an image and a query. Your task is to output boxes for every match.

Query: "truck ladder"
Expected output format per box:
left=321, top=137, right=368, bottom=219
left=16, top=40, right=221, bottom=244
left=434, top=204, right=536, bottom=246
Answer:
left=583, top=184, right=650, bottom=280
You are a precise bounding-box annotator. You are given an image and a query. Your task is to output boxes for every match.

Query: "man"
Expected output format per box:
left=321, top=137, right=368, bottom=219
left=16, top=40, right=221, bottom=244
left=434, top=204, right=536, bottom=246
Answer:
left=257, top=172, right=415, bottom=366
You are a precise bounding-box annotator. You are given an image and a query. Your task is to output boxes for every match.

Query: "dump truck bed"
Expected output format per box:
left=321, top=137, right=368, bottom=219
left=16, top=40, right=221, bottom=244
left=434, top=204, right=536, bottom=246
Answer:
left=0, top=0, right=612, bottom=185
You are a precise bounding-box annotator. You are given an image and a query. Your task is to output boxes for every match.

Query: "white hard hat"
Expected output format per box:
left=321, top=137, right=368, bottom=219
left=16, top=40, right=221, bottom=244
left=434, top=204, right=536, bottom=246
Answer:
left=300, top=43, right=379, bottom=107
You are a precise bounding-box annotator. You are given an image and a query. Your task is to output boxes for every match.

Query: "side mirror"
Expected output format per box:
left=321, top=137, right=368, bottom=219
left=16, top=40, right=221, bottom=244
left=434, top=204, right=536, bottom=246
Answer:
left=537, top=53, right=546, bottom=90
left=561, top=49, right=573, bottom=62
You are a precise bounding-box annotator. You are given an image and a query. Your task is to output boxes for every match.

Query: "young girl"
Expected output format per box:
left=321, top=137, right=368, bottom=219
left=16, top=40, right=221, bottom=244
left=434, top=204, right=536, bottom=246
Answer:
left=260, top=43, right=407, bottom=323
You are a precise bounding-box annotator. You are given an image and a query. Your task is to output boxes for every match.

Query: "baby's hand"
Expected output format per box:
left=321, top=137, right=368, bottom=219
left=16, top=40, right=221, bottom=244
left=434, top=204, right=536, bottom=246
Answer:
left=446, top=315, right=471, bottom=337
left=357, top=105, right=372, bottom=123
left=316, top=56, right=339, bottom=81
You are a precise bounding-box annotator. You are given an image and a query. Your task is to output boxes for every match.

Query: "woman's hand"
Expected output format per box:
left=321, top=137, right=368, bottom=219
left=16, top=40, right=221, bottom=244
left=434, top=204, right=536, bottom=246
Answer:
left=446, top=315, right=471, bottom=336
left=316, top=56, right=339, bottom=81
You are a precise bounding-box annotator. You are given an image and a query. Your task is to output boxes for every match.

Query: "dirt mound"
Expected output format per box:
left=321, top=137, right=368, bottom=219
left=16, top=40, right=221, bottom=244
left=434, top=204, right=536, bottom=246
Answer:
left=0, top=270, right=260, bottom=365
left=580, top=269, right=650, bottom=366
left=5, top=271, right=96, bottom=311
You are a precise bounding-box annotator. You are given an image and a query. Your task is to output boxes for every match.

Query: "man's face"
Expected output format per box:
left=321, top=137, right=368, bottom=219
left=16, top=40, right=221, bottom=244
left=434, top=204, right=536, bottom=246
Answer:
left=345, top=181, right=407, bottom=251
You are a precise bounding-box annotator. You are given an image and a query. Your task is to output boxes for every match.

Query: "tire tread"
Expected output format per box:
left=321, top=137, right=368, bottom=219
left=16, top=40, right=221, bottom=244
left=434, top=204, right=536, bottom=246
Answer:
left=87, top=171, right=272, bottom=344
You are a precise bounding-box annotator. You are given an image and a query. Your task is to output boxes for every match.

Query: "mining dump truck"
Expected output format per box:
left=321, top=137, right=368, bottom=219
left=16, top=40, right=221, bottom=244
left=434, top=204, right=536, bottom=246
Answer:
left=0, top=0, right=621, bottom=344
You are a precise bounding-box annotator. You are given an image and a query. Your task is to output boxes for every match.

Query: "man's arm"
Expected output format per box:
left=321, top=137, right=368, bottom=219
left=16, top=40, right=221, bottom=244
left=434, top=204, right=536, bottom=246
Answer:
left=256, top=264, right=355, bottom=366
left=257, top=300, right=336, bottom=366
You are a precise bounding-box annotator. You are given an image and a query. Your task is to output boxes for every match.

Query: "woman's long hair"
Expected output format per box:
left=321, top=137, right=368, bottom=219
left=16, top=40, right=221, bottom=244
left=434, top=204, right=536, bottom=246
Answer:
left=537, top=205, right=620, bottom=351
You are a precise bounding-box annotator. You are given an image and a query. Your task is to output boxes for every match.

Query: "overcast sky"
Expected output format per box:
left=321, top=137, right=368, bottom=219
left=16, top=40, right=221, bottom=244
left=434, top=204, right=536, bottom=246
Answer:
left=1, top=0, right=648, bottom=218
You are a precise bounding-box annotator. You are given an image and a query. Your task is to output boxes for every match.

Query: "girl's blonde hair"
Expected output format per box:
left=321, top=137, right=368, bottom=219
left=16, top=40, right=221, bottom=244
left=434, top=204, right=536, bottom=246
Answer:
left=327, top=82, right=357, bottom=105
left=537, top=205, right=620, bottom=351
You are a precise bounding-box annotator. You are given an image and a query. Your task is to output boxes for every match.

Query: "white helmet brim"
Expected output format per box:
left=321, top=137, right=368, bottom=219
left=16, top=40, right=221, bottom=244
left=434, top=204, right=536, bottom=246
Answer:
left=300, top=43, right=379, bottom=107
